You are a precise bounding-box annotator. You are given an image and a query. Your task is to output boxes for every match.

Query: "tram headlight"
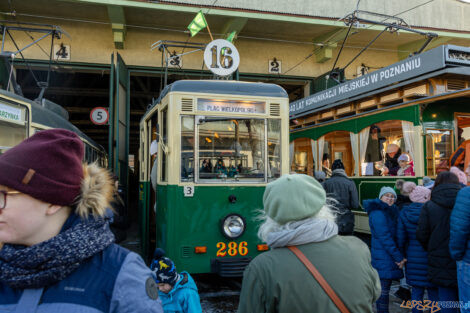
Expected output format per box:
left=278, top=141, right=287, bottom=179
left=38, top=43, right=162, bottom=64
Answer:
left=220, top=214, right=246, bottom=239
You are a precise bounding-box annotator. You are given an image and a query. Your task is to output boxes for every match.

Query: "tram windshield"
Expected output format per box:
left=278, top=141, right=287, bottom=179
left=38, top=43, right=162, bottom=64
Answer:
left=0, top=102, right=27, bottom=155
left=182, top=117, right=280, bottom=182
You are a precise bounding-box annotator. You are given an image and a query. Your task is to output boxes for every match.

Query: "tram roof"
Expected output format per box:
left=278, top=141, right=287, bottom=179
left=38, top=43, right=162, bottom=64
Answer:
left=151, top=80, right=288, bottom=108
left=0, top=89, right=104, bottom=151
left=290, top=44, right=470, bottom=119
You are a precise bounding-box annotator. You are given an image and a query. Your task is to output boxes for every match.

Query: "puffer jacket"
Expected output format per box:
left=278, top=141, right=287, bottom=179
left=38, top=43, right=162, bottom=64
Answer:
left=0, top=164, right=163, bottom=313
left=450, top=186, right=470, bottom=263
left=417, top=183, right=461, bottom=288
left=159, top=272, right=202, bottom=313
left=364, top=198, right=404, bottom=279
left=397, top=202, right=435, bottom=287
left=323, top=169, right=359, bottom=211
left=237, top=236, right=380, bottom=313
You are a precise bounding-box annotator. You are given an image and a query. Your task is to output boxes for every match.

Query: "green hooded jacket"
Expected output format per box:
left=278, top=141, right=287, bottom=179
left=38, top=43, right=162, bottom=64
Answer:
left=237, top=235, right=380, bottom=313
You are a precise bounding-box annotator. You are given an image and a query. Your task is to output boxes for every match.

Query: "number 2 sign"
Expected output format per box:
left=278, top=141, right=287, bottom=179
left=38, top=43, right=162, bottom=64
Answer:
left=204, top=39, right=240, bottom=77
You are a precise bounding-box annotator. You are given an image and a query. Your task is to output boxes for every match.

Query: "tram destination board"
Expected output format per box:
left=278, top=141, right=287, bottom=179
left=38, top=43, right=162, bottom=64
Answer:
left=290, top=45, right=470, bottom=118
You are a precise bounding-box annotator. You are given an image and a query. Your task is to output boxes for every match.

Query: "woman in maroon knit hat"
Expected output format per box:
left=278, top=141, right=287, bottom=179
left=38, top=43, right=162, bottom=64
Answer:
left=0, top=129, right=163, bottom=313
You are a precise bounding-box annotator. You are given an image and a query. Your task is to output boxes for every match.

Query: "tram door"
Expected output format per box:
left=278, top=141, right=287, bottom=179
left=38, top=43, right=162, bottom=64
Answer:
left=109, top=53, right=130, bottom=205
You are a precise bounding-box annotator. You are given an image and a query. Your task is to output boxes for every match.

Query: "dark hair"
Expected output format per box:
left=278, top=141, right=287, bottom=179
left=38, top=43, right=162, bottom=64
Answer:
left=434, top=171, right=459, bottom=187
left=332, top=159, right=345, bottom=170
left=322, top=153, right=329, bottom=162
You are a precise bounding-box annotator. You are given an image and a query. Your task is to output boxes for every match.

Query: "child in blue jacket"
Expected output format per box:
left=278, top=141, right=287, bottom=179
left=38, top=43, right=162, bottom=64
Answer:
left=150, top=249, right=202, bottom=313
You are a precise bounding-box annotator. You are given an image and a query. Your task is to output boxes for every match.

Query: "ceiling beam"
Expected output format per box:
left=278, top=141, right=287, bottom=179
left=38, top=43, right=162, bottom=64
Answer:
left=312, top=28, right=352, bottom=63
left=397, top=37, right=451, bottom=60
left=107, top=5, right=126, bottom=49
left=220, top=17, right=248, bottom=42
left=22, top=87, right=154, bottom=98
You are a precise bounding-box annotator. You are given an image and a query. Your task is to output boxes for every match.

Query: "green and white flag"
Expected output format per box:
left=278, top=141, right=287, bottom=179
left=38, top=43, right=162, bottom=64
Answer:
left=187, top=10, right=208, bottom=37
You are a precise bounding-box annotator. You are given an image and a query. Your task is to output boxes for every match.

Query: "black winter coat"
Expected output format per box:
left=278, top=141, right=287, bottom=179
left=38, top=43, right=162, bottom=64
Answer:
left=416, top=183, right=461, bottom=288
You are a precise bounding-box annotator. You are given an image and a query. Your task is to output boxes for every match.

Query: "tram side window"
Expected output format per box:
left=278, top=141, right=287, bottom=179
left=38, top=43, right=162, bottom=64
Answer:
left=291, top=137, right=314, bottom=176
left=322, top=131, right=355, bottom=176
left=0, top=121, right=26, bottom=155
left=360, top=120, right=414, bottom=176
left=181, top=116, right=194, bottom=182
left=268, top=119, right=281, bottom=181
left=198, top=118, right=265, bottom=182
left=426, top=129, right=453, bottom=176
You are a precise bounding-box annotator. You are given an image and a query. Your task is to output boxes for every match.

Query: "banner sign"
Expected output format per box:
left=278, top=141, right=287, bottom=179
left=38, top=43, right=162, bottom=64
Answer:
left=289, top=45, right=454, bottom=117
left=0, top=102, right=22, bottom=123
left=198, top=98, right=265, bottom=114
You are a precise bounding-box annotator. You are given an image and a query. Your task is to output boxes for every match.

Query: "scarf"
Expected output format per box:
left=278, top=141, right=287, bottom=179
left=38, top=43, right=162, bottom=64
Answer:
left=266, top=218, right=338, bottom=248
left=0, top=215, right=114, bottom=289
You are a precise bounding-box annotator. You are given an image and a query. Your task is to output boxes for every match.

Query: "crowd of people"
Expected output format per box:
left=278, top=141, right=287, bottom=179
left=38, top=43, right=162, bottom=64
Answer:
left=1, top=129, right=470, bottom=313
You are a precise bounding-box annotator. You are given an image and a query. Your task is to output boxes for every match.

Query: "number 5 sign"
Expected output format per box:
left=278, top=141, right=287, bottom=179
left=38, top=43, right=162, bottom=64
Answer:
left=90, top=107, right=109, bottom=125
left=204, top=39, right=240, bottom=77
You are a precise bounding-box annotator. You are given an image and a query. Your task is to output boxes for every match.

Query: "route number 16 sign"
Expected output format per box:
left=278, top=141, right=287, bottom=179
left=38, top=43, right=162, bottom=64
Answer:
left=204, top=39, right=240, bottom=77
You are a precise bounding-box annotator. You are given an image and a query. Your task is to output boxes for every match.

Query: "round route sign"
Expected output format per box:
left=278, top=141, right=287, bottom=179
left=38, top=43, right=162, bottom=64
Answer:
left=90, top=107, right=109, bottom=125
left=204, top=39, right=240, bottom=77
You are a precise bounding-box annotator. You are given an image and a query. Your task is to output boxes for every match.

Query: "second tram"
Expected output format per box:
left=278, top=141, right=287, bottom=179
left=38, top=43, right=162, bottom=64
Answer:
left=139, top=80, right=289, bottom=275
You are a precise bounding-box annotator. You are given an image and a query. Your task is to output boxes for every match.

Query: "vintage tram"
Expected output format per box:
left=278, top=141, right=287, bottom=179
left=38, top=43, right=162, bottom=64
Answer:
left=289, top=44, right=470, bottom=233
left=0, top=89, right=107, bottom=165
left=139, top=80, right=289, bottom=275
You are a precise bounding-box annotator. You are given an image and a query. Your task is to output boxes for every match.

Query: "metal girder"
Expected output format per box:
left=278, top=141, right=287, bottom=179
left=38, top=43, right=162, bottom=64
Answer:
left=220, top=17, right=248, bottom=42
left=107, top=5, right=126, bottom=49
left=397, top=37, right=451, bottom=60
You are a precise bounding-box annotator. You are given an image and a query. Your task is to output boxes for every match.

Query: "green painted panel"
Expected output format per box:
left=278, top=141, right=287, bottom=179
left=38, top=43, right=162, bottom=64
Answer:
left=290, top=105, right=419, bottom=141
left=152, top=184, right=267, bottom=274
left=351, top=177, right=419, bottom=210
left=139, top=181, right=150, bottom=258
left=423, top=98, right=470, bottom=129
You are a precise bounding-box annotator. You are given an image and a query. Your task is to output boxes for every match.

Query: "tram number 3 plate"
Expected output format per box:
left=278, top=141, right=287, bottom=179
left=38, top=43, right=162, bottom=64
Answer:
left=183, top=186, right=194, bottom=197
left=216, top=241, right=248, bottom=257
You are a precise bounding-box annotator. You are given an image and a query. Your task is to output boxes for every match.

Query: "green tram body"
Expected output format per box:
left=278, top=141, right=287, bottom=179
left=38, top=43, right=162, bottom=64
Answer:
left=289, top=45, right=470, bottom=233
left=0, top=89, right=107, bottom=165
left=139, top=80, right=290, bottom=275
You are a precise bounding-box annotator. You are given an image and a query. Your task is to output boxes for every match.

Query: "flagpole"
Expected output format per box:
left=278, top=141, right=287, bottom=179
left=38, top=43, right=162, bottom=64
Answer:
left=206, top=23, right=214, bottom=41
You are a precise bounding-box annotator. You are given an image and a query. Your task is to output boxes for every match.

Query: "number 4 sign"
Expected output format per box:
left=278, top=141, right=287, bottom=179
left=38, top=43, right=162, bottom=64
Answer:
left=204, top=39, right=240, bottom=77
left=90, top=107, right=109, bottom=125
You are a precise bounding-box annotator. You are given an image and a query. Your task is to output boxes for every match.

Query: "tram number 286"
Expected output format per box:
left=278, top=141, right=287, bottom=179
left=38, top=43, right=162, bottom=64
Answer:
left=216, top=241, right=248, bottom=257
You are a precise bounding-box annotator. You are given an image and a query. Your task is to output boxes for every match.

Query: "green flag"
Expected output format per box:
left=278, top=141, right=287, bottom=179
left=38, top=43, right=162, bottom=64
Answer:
left=187, top=11, right=208, bottom=37
left=226, top=30, right=236, bottom=43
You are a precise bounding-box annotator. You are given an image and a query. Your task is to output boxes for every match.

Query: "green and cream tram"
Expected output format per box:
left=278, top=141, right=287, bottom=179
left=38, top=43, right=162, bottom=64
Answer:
left=139, top=80, right=289, bottom=275
left=0, top=89, right=107, bottom=165
left=289, top=44, right=470, bottom=233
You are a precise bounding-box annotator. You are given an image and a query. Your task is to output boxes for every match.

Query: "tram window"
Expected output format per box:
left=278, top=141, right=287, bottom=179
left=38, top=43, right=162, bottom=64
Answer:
left=322, top=131, right=355, bottom=176
left=267, top=119, right=281, bottom=181
left=0, top=120, right=26, bottom=155
left=181, top=116, right=194, bottom=182
left=360, top=120, right=413, bottom=177
left=197, top=118, right=265, bottom=182
left=291, top=137, right=314, bottom=176
left=161, top=109, right=168, bottom=182
left=426, top=129, right=453, bottom=176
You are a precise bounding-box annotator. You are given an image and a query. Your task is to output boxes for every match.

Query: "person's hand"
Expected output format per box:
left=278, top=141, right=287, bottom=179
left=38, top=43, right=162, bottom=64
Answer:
left=396, top=259, right=407, bottom=269
left=382, top=167, right=389, bottom=175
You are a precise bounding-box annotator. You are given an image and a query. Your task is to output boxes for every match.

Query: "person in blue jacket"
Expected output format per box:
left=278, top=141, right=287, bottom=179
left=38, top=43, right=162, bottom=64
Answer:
left=396, top=182, right=438, bottom=312
left=151, top=249, right=202, bottom=313
left=450, top=186, right=470, bottom=313
left=0, top=129, right=163, bottom=313
left=364, top=186, right=406, bottom=313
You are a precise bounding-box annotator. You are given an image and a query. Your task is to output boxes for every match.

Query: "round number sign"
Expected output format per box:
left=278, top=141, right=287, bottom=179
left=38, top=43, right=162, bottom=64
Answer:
left=204, top=39, right=240, bottom=77
left=90, top=107, right=109, bottom=125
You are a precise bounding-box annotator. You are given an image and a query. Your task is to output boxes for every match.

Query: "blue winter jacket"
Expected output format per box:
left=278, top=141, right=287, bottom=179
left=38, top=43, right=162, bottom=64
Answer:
left=364, top=198, right=404, bottom=280
left=0, top=215, right=163, bottom=313
left=450, top=186, right=470, bottom=263
left=397, top=202, right=435, bottom=287
left=159, top=272, right=202, bottom=313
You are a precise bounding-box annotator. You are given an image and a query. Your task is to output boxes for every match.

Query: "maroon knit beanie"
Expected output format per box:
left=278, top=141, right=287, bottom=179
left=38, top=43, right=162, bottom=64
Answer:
left=0, top=129, right=84, bottom=206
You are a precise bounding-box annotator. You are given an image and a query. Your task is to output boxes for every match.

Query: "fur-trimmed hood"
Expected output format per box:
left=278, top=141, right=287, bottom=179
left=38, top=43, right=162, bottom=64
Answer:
left=75, top=163, right=114, bottom=218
